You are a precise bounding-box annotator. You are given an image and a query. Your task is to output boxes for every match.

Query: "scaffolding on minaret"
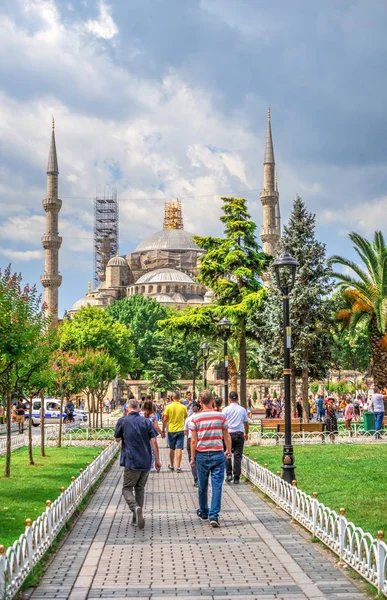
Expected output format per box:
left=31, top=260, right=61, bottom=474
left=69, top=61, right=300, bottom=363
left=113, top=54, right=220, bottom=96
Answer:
left=93, top=189, right=119, bottom=287
left=163, top=199, right=183, bottom=230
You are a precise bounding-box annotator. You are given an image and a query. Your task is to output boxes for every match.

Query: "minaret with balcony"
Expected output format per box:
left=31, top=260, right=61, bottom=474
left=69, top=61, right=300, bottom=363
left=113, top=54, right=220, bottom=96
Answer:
left=41, top=118, right=62, bottom=322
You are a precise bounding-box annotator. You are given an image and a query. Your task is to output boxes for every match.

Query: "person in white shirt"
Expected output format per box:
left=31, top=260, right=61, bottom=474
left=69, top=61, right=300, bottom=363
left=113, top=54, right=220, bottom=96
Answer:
left=370, top=386, right=387, bottom=438
left=184, top=402, right=200, bottom=486
left=222, top=391, right=249, bottom=484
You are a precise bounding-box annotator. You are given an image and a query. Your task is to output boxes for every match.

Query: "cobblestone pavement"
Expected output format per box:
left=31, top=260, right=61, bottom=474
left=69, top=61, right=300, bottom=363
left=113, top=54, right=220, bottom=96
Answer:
left=29, top=447, right=367, bottom=600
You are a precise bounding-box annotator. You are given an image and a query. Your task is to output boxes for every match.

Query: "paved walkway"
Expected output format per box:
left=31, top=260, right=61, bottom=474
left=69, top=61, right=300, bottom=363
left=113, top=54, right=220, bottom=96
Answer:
left=29, top=447, right=367, bottom=600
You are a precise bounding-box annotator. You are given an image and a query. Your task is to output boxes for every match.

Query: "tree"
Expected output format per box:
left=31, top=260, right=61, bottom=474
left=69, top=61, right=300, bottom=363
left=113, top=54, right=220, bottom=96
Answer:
left=162, top=197, right=267, bottom=407
left=144, top=354, right=180, bottom=395
left=17, top=328, right=58, bottom=463
left=83, top=350, right=118, bottom=427
left=255, top=197, right=333, bottom=419
left=59, top=306, right=136, bottom=376
left=205, top=337, right=260, bottom=392
left=0, top=266, right=47, bottom=476
left=50, top=350, right=86, bottom=446
left=106, top=295, right=168, bottom=378
left=330, top=231, right=387, bottom=387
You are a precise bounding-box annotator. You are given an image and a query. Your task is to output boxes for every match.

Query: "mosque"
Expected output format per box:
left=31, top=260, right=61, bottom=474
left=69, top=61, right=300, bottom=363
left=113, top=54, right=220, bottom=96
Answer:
left=41, top=110, right=280, bottom=321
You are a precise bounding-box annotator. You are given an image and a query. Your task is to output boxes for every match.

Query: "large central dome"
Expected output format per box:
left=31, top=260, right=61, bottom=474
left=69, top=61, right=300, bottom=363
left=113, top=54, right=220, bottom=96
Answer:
left=135, top=229, right=200, bottom=252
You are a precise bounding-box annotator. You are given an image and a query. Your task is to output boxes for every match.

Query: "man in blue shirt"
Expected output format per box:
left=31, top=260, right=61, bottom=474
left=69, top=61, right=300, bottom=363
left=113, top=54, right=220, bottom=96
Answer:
left=115, top=399, right=161, bottom=529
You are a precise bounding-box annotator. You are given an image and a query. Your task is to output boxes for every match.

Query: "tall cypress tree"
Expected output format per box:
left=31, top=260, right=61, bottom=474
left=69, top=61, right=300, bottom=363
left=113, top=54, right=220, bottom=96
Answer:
left=161, top=197, right=268, bottom=407
left=255, top=196, right=333, bottom=418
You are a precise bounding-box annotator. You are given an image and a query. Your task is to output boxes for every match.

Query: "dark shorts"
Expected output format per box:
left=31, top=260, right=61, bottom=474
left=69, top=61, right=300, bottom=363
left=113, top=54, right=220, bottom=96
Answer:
left=168, top=431, right=184, bottom=450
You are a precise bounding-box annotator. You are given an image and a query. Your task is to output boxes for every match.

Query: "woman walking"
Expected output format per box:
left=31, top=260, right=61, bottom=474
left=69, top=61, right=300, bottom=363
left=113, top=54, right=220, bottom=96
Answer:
left=141, top=400, right=162, bottom=471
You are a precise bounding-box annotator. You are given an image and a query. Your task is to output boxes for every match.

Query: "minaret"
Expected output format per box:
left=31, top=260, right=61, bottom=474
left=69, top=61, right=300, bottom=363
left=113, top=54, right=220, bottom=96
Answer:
left=260, top=108, right=280, bottom=258
left=41, top=118, right=62, bottom=323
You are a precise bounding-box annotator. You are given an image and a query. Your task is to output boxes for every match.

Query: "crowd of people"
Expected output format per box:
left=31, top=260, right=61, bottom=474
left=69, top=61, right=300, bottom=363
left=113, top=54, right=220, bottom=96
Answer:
left=114, top=389, right=249, bottom=530
left=261, top=386, right=386, bottom=437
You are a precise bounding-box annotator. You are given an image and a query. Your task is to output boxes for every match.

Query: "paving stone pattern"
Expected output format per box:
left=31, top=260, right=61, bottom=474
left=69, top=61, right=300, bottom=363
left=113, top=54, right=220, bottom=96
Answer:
left=30, top=447, right=367, bottom=600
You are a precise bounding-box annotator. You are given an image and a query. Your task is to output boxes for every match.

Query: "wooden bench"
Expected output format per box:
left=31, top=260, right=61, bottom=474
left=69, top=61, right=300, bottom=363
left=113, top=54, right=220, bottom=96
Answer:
left=261, top=418, right=286, bottom=432
left=277, top=422, right=324, bottom=434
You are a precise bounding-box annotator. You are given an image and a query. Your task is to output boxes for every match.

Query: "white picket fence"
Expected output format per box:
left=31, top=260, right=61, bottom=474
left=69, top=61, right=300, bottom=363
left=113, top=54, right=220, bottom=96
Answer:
left=248, top=429, right=387, bottom=446
left=0, top=441, right=119, bottom=599
left=242, top=455, right=387, bottom=595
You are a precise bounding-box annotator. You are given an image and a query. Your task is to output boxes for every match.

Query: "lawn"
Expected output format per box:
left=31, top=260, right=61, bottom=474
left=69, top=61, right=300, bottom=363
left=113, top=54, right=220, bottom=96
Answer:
left=244, top=444, right=387, bottom=536
left=0, top=446, right=100, bottom=548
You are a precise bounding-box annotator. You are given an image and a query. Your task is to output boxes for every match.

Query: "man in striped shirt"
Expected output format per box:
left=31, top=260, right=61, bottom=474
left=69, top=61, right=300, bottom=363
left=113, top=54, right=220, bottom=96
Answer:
left=189, top=390, right=232, bottom=527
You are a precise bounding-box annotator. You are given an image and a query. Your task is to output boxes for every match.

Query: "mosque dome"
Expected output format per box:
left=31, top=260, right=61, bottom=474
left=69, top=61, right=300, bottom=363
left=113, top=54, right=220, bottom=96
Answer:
left=135, top=229, right=200, bottom=252
left=136, top=268, right=195, bottom=284
left=148, top=293, right=176, bottom=303
left=107, top=255, right=127, bottom=267
left=69, top=295, right=100, bottom=313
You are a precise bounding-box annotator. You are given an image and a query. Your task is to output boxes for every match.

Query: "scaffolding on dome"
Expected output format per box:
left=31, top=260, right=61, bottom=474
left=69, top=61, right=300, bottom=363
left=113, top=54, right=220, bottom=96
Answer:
left=163, top=199, right=183, bottom=230
left=93, top=189, right=119, bottom=287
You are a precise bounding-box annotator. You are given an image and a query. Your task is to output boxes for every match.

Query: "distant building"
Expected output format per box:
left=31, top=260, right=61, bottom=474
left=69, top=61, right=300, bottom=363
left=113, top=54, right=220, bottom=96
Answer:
left=69, top=200, right=214, bottom=313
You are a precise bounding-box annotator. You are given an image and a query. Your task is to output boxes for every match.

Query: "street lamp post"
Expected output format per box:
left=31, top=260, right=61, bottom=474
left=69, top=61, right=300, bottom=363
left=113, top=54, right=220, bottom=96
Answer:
left=200, top=343, right=210, bottom=389
left=190, top=355, right=197, bottom=400
left=218, top=317, right=232, bottom=406
left=273, top=252, right=299, bottom=484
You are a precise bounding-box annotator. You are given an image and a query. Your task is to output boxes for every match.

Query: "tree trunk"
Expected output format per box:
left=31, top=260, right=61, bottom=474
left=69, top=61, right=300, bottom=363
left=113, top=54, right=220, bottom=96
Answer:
left=290, top=357, right=297, bottom=418
left=28, top=396, right=34, bottom=465
left=370, top=320, right=387, bottom=388
left=100, top=396, right=103, bottom=428
left=40, top=391, right=46, bottom=457
left=301, top=367, right=310, bottom=423
left=58, top=395, right=64, bottom=448
left=228, top=357, right=238, bottom=392
left=239, top=326, right=247, bottom=408
left=91, top=392, right=96, bottom=428
left=5, top=391, right=12, bottom=477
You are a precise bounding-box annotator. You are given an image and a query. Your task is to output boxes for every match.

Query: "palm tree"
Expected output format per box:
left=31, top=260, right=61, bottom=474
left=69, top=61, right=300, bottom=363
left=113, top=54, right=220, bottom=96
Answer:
left=206, top=338, right=260, bottom=392
left=330, top=231, right=387, bottom=387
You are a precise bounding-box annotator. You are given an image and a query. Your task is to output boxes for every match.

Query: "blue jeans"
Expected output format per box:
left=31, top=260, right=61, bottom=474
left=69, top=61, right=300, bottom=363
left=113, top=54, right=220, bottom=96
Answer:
left=375, top=412, right=385, bottom=437
left=195, top=451, right=225, bottom=520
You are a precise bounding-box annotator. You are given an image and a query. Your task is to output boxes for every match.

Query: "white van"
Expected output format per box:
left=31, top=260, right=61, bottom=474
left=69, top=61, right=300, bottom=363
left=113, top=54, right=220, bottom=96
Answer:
left=25, top=398, right=87, bottom=427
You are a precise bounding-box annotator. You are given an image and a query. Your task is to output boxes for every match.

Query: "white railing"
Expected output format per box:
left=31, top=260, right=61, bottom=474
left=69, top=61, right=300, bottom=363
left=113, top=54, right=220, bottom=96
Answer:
left=0, top=424, right=19, bottom=436
left=242, top=455, right=387, bottom=595
left=248, top=429, right=387, bottom=446
left=0, top=441, right=119, bottom=599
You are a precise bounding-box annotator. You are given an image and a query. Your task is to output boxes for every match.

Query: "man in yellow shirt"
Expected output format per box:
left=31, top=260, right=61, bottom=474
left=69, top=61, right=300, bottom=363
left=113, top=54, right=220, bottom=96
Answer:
left=162, top=391, right=187, bottom=473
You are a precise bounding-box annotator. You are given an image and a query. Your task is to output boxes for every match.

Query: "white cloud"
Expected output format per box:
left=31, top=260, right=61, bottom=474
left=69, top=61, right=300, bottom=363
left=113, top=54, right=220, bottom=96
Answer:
left=85, top=1, right=118, bottom=40
left=0, top=248, right=43, bottom=262
left=321, top=195, right=387, bottom=235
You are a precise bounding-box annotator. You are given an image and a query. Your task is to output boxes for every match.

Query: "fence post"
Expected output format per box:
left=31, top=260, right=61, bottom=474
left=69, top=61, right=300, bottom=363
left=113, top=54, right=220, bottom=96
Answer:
left=291, top=480, right=298, bottom=521
left=312, top=492, right=318, bottom=538
left=0, top=545, right=6, bottom=599
left=337, top=507, right=346, bottom=566
left=377, top=530, right=385, bottom=594
left=276, top=471, right=281, bottom=501
left=263, top=463, right=268, bottom=493
left=25, top=518, right=33, bottom=561
left=45, top=500, right=53, bottom=540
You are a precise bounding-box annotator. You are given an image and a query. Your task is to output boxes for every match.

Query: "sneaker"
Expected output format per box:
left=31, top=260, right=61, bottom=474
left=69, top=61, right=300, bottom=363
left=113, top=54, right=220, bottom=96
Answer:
left=168, top=465, right=174, bottom=471
left=234, top=478, right=240, bottom=484
left=196, top=509, right=208, bottom=521
left=176, top=467, right=183, bottom=473
left=210, top=518, right=220, bottom=528
left=225, top=475, right=233, bottom=483
left=135, top=506, right=145, bottom=530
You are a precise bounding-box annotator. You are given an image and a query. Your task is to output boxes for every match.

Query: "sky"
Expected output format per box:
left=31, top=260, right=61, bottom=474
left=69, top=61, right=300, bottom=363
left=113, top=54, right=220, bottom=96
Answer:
left=1, top=0, right=387, bottom=314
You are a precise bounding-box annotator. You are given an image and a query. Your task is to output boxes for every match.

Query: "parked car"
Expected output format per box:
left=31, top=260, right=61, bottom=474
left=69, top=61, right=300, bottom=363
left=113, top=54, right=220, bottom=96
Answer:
left=24, top=398, right=87, bottom=427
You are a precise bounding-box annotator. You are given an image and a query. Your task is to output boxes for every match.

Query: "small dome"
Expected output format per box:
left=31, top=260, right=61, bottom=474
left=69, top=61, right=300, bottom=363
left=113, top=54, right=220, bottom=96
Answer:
left=204, top=289, right=215, bottom=303
left=107, top=255, right=127, bottom=267
left=172, top=292, right=187, bottom=304
left=135, top=229, right=200, bottom=252
left=136, top=268, right=194, bottom=285
left=70, top=295, right=99, bottom=312
left=148, top=293, right=176, bottom=303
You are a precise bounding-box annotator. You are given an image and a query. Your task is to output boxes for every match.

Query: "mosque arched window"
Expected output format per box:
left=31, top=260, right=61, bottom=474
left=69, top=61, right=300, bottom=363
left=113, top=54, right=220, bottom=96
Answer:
left=166, top=285, right=170, bottom=294
left=148, top=285, right=153, bottom=293
left=141, top=286, right=145, bottom=294
left=135, top=287, right=139, bottom=294
left=157, top=285, right=161, bottom=293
